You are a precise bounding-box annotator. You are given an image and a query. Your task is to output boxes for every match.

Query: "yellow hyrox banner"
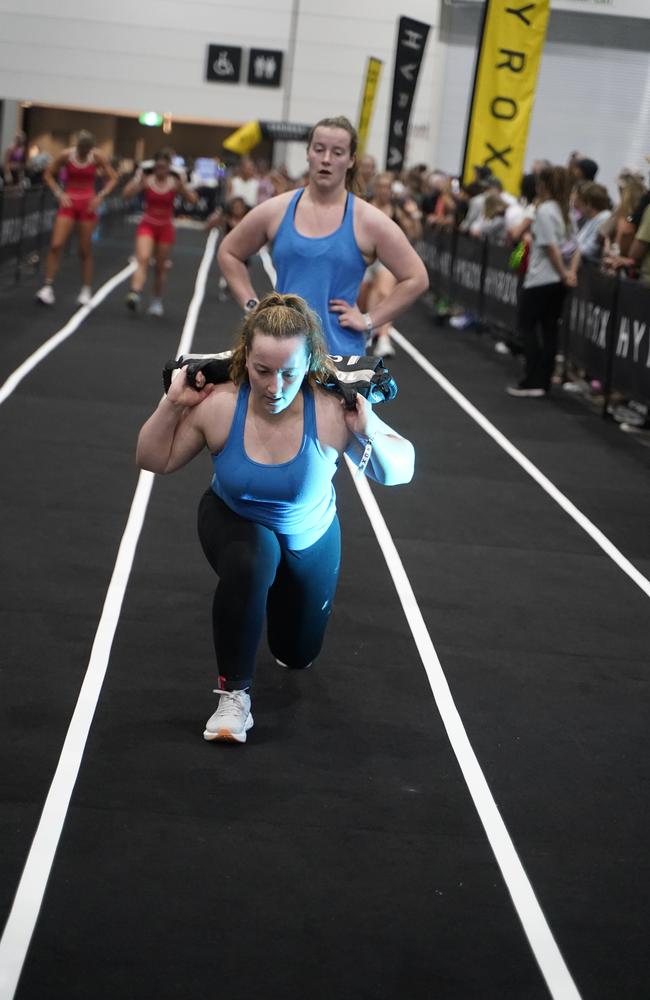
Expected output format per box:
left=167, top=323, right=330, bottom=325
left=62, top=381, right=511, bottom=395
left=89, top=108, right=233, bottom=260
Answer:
left=462, top=0, right=550, bottom=194
left=223, top=120, right=264, bottom=156
left=356, top=57, right=383, bottom=158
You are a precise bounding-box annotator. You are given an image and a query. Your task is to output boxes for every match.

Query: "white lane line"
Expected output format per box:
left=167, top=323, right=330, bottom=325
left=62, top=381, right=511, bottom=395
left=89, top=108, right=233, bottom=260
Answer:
left=0, top=229, right=219, bottom=1000
left=0, top=261, right=137, bottom=407
left=390, top=327, right=650, bottom=600
left=346, top=455, right=582, bottom=1000
left=259, top=244, right=581, bottom=993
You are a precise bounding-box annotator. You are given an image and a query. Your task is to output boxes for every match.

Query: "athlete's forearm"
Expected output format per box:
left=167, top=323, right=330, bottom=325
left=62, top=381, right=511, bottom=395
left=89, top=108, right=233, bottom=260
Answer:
left=352, top=427, right=414, bottom=486
left=364, top=270, right=428, bottom=331
left=43, top=170, right=63, bottom=199
left=99, top=173, right=118, bottom=199
left=216, top=247, right=258, bottom=307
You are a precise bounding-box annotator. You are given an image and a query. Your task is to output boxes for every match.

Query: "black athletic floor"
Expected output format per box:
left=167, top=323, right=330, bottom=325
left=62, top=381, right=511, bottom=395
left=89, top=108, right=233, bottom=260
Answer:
left=1, top=219, right=649, bottom=1000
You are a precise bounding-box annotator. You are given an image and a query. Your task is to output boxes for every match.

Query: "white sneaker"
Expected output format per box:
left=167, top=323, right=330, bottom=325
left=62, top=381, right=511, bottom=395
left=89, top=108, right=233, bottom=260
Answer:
left=372, top=334, right=395, bottom=358
left=147, top=298, right=164, bottom=317
left=506, top=385, right=546, bottom=398
left=275, top=657, right=312, bottom=670
left=35, top=284, right=55, bottom=306
left=77, top=286, right=92, bottom=306
left=203, top=689, right=253, bottom=743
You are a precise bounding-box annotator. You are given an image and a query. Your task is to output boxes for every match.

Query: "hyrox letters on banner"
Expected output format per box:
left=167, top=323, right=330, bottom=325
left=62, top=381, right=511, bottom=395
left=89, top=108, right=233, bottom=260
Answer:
left=462, top=1, right=551, bottom=193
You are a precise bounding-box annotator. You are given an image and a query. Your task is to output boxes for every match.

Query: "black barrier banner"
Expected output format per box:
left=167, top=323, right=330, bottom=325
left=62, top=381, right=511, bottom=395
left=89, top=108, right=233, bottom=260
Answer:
left=482, top=241, right=520, bottom=331
left=564, top=265, right=617, bottom=383
left=0, top=188, right=55, bottom=266
left=415, top=226, right=650, bottom=404
left=611, top=277, right=650, bottom=404
left=386, top=16, right=430, bottom=172
left=449, top=233, right=484, bottom=315
left=416, top=228, right=454, bottom=299
left=0, top=183, right=128, bottom=273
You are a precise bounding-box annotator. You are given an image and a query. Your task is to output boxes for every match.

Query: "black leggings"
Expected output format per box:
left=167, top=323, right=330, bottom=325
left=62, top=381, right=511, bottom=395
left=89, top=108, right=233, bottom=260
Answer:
left=518, top=281, right=566, bottom=390
left=197, top=490, right=341, bottom=689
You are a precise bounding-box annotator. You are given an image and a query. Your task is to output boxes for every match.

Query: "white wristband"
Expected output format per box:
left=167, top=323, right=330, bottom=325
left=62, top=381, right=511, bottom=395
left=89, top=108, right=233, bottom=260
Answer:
left=362, top=313, right=374, bottom=337
left=357, top=435, right=374, bottom=475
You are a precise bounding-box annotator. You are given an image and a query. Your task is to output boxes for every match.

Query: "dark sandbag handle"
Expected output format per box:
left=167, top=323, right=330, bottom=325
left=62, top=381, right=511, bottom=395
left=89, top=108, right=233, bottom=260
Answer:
left=162, top=352, right=397, bottom=409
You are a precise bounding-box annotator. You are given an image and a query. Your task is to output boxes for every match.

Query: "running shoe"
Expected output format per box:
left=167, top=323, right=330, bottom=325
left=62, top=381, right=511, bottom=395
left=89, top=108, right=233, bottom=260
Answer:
left=126, top=290, right=141, bottom=312
left=147, top=298, right=164, bottom=317
left=372, top=334, right=395, bottom=358
left=506, top=385, right=546, bottom=398
left=203, top=689, right=253, bottom=743
left=449, top=313, right=474, bottom=329
left=275, top=657, right=313, bottom=670
left=217, top=274, right=229, bottom=302
left=77, top=286, right=92, bottom=306
left=35, top=284, right=55, bottom=306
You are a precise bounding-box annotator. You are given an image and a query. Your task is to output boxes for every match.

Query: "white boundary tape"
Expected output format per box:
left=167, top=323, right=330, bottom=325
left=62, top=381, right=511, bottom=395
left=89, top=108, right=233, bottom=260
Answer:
left=390, top=327, right=650, bottom=600
left=0, top=261, right=137, bottom=407
left=0, top=230, right=219, bottom=1000
left=258, top=245, right=581, bottom=995
left=346, top=457, right=582, bottom=999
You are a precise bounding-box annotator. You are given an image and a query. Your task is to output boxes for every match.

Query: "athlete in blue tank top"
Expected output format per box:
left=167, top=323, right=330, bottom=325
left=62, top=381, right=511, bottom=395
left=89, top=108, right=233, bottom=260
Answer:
left=272, top=189, right=368, bottom=356
left=137, top=292, right=414, bottom=745
left=211, top=381, right=338, bottom=550
left=216, top=116, right=428, bottom=354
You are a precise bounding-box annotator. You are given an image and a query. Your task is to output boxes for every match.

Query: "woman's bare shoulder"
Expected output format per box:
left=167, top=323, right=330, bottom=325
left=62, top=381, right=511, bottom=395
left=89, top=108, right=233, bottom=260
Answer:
left=193, top=380, right=239, bottom=442
left=313, top=385, right=349, bottom=450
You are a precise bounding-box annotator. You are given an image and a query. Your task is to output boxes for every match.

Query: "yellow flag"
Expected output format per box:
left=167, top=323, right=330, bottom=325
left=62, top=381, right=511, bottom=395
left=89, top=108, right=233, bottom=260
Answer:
left=357, top=57, right=383, bottom=158
left=223, top=120, right=263, bottom=156
left=462, top=0, right=550, bottom=194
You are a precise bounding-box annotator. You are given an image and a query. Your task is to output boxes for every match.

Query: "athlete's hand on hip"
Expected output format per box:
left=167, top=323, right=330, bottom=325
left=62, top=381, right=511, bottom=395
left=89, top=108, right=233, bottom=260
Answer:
left=57, top=192, right=73, bottom=208
left=342, top=392, right=379, bottom=439
left=167, top=366, right=215, bottom=408
left=328, top=298, right=366, bottom=332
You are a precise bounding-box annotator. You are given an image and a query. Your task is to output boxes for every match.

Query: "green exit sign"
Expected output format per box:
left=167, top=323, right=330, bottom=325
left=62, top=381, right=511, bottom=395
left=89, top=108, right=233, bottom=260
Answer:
left=138, top=112, right=163, bottom=127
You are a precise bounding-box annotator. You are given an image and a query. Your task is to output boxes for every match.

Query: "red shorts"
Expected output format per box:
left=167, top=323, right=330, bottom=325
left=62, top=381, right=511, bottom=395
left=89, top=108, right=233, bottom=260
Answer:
left=136, top=219, right=176, bottom=245
left=57, top=191, right=97, bottom=222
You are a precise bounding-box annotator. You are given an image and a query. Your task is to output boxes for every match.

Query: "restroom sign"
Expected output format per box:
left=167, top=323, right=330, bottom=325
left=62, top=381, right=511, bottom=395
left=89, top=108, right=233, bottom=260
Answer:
left=248, top=48, right=283, bottom=87
left=206, top=44, right=242, bottom=83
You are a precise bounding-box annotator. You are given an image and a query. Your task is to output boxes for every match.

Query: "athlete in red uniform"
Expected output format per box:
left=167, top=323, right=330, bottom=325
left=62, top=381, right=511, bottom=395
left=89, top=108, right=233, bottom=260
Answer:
left=36, top=130, right=118, bottom=306
left=122, top=149, right=197, bottom=316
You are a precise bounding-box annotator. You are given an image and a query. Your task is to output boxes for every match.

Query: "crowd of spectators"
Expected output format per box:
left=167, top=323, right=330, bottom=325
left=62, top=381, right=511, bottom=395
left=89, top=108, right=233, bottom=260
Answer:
left=391, top=152, right=650, bottom=289
left=6, top=128, right=649, bottom=291
left=359, top=149, right=649, bottom=426
left=2, top=132, right=53, bottom=189
left=4, top=125, right=648, bottom=422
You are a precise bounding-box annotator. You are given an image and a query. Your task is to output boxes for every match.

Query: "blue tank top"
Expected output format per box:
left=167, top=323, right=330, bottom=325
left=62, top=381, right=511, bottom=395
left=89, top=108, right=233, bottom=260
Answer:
left=272, top=189, right=368, bottom=356
left=211, top=382, right=338, bottom=550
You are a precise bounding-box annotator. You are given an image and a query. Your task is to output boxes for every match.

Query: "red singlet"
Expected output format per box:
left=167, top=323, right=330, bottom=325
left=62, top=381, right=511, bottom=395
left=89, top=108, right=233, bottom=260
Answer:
left=136, top=177, right=177, bottom=244
left=57, top=152, right=99, bottom=222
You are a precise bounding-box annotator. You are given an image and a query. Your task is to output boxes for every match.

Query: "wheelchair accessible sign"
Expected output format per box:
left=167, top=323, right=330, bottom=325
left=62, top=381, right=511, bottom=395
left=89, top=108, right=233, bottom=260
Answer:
left=206, top=45, right=243, bottom=83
